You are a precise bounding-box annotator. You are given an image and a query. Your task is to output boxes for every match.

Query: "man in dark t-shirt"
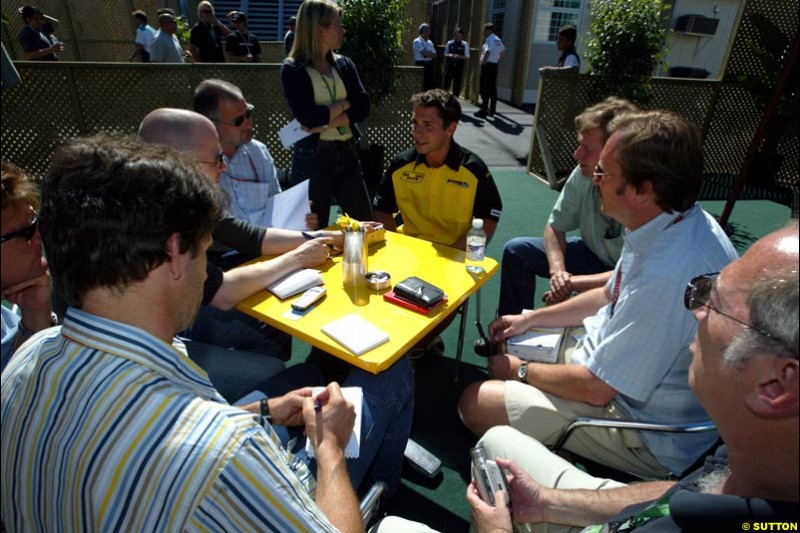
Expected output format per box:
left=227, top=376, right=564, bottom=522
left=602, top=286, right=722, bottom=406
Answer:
left=225, top=12, right=261, bottom=63
left=18, top=6, right=62, bottom=61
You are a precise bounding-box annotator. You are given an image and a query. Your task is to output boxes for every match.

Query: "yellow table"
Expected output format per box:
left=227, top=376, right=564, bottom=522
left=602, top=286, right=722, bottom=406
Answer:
left=236, top=230, right=497, bottom=374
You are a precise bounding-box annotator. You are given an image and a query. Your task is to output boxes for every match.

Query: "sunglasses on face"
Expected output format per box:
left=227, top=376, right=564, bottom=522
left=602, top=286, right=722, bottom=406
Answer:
left=199, top=150, right=225, bottom=168
left=1, top=212, right=38, bottom=244
left=684, top=272, right=772, bottom=338
left=213, top=104, right=255, bottom=127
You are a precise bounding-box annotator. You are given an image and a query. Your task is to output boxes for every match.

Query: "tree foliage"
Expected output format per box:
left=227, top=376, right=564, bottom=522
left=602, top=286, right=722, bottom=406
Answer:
left=585, top=0, right=670, bottom=104
left=339, top=0, right=410, bottom=105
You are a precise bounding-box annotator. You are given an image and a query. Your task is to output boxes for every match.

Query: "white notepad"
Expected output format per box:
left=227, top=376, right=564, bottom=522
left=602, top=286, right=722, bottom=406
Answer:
left=321, top=313, right=389, bottom=355
left=306, top=386, right=363, bottom=459
left=267, top=268, right=323, bottom=299
left=507, top=327, right=565, bottom=363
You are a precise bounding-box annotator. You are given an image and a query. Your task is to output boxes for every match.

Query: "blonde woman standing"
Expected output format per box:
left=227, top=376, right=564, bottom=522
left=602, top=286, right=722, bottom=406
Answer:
left=281, top=0, right=373, bottom=226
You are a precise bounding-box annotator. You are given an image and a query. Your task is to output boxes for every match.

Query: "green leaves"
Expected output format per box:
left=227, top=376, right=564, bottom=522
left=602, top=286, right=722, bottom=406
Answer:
left=340, top=0, right=411, bottom=104
left=586, top=0, right=670, bottom=104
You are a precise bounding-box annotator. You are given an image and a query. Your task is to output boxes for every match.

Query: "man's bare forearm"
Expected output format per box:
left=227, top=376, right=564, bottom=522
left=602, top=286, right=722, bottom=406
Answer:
left=543, top=224, right=568, bottom=274
left=315, top=445, right=364, bottom=533
left=522, top=286, right=610, bottom=328
left=535, top=481, right=675, bottom=527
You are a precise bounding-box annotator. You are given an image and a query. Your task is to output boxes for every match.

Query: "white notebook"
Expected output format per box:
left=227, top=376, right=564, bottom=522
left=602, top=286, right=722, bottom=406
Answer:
left=507, top=327, right=565, bottom=363
left=306, top=386, right=363, bottom=459
left=267, top=268, right=323, bottom=299
left=321, top=313, right=389, bottom=355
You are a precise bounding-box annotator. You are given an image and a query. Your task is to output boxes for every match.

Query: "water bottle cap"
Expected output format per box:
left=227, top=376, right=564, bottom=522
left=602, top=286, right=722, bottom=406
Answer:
left=472, top=218, right=484, bottom=229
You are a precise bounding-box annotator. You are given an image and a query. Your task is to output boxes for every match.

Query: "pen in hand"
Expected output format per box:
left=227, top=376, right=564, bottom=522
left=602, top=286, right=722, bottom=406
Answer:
left=314, top=398, right=323, bottom=449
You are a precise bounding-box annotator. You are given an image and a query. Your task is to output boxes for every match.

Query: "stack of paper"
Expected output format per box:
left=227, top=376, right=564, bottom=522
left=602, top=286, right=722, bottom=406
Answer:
left=306, top=387, right=363, bottom=459
left=267, top=269, right=323, bottom=299
left=321, top=313, right=389, bottom=355
left=507, top=328, right=564, bottom=363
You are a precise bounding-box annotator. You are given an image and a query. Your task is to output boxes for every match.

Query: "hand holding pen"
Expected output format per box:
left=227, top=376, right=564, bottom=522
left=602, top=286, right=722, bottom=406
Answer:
left=303, top=383, right=355, bottom=455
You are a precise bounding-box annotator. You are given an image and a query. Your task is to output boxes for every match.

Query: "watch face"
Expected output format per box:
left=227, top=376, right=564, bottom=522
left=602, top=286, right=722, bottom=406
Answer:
left=517, top=364, right=527, bottom=381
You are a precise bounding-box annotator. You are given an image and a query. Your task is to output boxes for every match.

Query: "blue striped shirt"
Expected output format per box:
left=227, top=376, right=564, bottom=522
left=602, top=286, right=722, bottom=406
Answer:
left=1, top=307, right=337, bottom=532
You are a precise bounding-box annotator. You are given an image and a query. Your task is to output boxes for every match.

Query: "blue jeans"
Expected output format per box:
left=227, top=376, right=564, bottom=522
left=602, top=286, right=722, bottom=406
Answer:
left=183, top=339, right=287, bottom=402
left=498, top=236, right=613, bottom=315
left=240, top=357, right=415, bottom=494
left=289, top=138, right=373, bottom=226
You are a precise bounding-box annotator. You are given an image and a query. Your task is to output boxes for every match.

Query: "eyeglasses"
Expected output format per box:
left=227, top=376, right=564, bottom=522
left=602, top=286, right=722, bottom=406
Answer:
left=198, top=150, right=225, bottom=168
left=593, top=165, right=615, bottom=180
left=212, top=104, right=254, bottom=127
left=684, top=272, right=772, bottom=338
left=200, top=10, right=213, bottom=14
left=1, top=212, right=38, bottom=244
left=325, top=23, right=345, bottom=30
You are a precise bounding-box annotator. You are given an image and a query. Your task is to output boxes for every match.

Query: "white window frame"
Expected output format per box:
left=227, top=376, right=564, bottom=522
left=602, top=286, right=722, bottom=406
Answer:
left=533, top=0, right=583, bottom=45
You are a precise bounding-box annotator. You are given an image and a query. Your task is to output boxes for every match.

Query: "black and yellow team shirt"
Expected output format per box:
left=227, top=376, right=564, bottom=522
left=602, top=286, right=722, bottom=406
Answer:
left=373, top=141, right=503, bottom=246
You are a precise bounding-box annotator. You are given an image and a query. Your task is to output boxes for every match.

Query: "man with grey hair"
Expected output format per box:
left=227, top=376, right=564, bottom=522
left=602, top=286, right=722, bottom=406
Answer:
left=192, top=79, right=317, bottom=232
left=467, top=224, right=799, bottom=532
left=413, top=23, right=437, bottom=90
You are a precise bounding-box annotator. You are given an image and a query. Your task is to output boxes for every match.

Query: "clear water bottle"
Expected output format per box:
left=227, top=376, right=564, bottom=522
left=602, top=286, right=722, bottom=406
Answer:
left=465, top=218, right=487, bottom=274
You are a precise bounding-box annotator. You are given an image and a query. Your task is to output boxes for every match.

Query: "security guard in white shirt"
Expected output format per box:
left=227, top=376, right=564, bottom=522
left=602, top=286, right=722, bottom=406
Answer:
left=476, top=22, right=505, bottom=117
left=413, top=23, right=437, bottom=90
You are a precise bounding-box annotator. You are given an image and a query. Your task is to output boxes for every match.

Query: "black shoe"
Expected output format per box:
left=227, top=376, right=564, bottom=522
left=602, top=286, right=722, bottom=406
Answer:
left=474, top=109, right=488, bottom=118
left=487, top=111, right=495, bottom=117
left=473, top=337, right=496, bottom=357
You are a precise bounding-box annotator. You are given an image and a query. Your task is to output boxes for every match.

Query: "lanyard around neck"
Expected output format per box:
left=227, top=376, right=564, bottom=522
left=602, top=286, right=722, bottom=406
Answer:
left=319, top=69, right=337, bottom=104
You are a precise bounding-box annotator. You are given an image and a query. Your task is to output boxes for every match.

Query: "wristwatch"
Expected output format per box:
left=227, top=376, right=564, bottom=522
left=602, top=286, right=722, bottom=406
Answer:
left=517, top=363, right=529, bottom=383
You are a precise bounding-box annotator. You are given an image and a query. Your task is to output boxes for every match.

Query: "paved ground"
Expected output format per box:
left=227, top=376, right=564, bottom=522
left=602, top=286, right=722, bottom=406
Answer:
left=453, top=99, right=534, bottom=169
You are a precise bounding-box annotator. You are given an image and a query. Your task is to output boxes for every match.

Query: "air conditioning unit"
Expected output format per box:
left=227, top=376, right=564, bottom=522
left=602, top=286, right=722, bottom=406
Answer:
left=675, top=14, right=719, bottom=36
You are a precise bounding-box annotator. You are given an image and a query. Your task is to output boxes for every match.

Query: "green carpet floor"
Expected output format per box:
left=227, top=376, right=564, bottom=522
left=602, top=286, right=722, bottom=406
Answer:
left=293, top=169, right=793, bottom=531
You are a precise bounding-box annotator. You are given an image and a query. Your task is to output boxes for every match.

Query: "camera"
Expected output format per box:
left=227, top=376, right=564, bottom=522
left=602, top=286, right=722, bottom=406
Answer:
left=470, top=444, right=510, bottom=507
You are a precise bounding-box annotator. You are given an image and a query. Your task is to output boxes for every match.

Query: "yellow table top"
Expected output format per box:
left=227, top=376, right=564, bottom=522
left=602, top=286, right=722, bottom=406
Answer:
left=236, top=230, right=497, bottom=374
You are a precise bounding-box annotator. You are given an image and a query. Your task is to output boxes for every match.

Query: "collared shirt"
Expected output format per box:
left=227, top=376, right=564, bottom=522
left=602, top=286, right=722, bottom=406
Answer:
left=1, top=304, right=20, bottom=370
left=482, top=33, right=505, bottom=63
left=413, top=36, right=436, bottom=62
left=374, top=141, right=502, bottom=246
left=219, top=140, right=282, bottom=225
left=548, top=165, right=623, bottom=268
left=150, top=30, right=184, bottom=63
left=571, top=205, right=738, bottom=474
left=1, top=308, right=337, bottom=532
left=135, top=23, right=156, bottom=53
left=445, top=39, right=470, bottom=62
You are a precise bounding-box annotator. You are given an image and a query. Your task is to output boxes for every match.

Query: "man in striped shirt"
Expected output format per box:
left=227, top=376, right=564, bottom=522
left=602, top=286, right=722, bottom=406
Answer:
left=1, top=135, right=365, bottom=532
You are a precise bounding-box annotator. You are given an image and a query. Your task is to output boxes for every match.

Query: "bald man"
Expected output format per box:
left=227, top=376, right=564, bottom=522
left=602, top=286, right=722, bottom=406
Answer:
left=138, top=108, right=340, bottom=399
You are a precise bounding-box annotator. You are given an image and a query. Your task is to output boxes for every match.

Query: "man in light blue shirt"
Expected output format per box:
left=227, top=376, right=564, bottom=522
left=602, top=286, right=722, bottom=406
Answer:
left=193, top=79, right=317, bottom=231
left=149, top=10, right=187, bottom=63
left=459, top=110, right=738, bottom=478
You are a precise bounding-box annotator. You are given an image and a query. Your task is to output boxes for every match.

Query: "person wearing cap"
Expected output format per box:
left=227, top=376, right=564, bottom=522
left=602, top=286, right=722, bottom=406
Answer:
left=150, top=9, right=190, bottom=63
left=225, top=12, right=261, bottom=63
left=413, top=23, right=437, bottom=90
left=18, top=6, right=63, bottom=61
left=190, top=1, right=230, bottom=63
